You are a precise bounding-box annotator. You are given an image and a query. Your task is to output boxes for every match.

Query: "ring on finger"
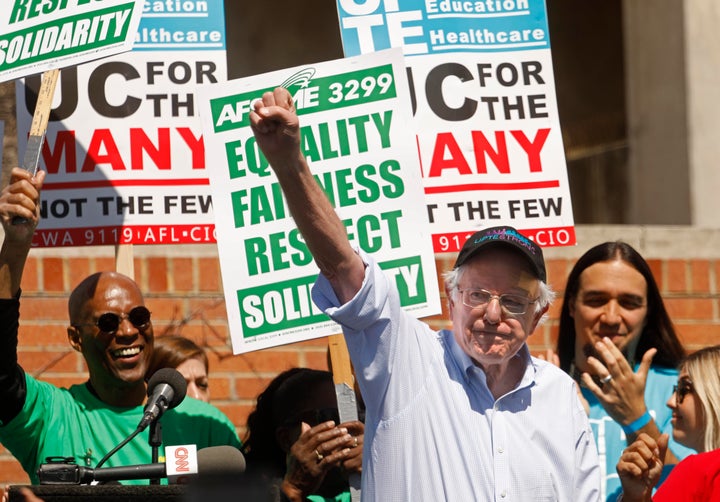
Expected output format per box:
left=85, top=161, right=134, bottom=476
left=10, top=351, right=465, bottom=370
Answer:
left=600, top=374, right=613, bottom=385
left=314, top=449, right=323, bottom=461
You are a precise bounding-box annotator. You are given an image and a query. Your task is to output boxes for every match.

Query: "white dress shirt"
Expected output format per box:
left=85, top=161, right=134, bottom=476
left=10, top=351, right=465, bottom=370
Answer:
left=313, top=253, right=600, bottom=502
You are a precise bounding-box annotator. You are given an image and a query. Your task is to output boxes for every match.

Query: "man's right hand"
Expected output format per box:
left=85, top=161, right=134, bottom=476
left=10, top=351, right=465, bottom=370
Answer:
left=249, top=88, right=303, bottom=174
left=0, top=167, right=45, bottom=243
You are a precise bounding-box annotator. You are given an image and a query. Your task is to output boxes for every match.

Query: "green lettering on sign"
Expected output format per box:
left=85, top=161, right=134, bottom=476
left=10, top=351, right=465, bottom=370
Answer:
left=238, top=255, right=427, bottom=338
left=0, top=4, right=134, bottom=71
left=209, top=63, right=397, bottom=133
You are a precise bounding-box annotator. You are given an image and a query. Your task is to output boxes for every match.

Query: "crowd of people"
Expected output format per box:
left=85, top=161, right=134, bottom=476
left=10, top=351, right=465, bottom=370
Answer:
left=0, top=86, right=717, bottom=502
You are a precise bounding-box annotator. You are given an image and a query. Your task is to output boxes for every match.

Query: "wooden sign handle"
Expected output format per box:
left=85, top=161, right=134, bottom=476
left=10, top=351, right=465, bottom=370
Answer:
left=28, top=70, right=60, bottom=135
left=13, top=69, right=60, bottom=225
left=328, top=333, right=361, bottom=501
left=328, top=333, right=355, bottom=387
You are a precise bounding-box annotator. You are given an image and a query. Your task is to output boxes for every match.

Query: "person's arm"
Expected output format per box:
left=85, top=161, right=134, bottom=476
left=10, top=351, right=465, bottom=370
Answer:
left=250, top=88, right=365, bottom=304
left=0, top=167, right=45, bottom=424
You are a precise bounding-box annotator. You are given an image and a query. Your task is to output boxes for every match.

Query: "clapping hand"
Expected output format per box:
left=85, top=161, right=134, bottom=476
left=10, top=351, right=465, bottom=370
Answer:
left=617, top=433, right=668, bottom=502
left=582, top=337, right=656, bottom=426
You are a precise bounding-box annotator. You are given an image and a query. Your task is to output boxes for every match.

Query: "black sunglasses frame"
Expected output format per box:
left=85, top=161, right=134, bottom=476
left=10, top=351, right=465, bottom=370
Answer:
left=74, top=306, right=152, bottom=335
left=673, top=380, right=694, bottom=405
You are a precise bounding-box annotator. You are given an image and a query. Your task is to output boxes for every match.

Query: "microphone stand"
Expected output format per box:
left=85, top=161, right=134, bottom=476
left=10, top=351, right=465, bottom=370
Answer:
left=148, top=419, right=162, bottom=485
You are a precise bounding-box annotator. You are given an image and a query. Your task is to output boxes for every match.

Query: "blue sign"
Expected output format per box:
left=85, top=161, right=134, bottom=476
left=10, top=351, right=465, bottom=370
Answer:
left=336, top=0, right=549, bottom=56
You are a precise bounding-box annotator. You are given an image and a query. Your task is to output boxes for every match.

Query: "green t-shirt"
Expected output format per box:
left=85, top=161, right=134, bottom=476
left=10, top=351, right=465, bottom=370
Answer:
left=307, top=493, right=351, bottom=502
left=0, top=374, right=241, bottom=484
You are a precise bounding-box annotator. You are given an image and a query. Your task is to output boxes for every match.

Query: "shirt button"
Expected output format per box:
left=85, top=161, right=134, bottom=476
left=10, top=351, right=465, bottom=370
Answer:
left=500, top=490, right=507, bottom=498
left=497, top=447, right=504, bottom=453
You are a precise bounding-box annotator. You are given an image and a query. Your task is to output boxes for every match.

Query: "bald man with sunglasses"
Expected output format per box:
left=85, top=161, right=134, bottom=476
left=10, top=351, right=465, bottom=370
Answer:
left=0, top=168, right=241, bottom=485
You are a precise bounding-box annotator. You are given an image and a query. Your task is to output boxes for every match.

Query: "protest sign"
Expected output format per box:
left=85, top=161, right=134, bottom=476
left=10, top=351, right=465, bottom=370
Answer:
left=197, top=48, right=440, bottom=354
left=15, top=0, right=226, bottom=248
left=0, top=0, right=144, bottom=82
left=336, top=0, right=576, bottom=251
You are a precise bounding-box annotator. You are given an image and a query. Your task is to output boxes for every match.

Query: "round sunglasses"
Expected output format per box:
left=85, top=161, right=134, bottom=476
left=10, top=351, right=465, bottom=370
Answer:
left=74, top=306, right=151, bottom=335
left=673, top=380, right=695, bottom=405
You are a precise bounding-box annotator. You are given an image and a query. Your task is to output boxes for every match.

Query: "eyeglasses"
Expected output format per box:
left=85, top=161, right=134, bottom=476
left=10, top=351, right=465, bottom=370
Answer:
left=673, top=380, right=694, bottom=405
left=74, top=306, right=151, bottom=335
left=457, top=288, right=537, bottom=315
left=283, top=407, right=340, bottom=427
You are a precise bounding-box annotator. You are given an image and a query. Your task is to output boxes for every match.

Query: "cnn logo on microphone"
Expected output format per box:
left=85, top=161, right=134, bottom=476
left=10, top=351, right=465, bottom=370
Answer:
left=166, top=444, right=198, bottom=484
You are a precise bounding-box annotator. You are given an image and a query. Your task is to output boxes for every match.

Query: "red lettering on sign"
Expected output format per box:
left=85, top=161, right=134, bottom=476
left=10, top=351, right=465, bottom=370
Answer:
left=428, top=132, right=471, bottom=176
left=42, top=130, right=77, bottom=174
left=176, top=127, right=205, bottom=169
left=427, top=128, right=551, bottom=177
left=130, top=128, right=171, bottom=170
left=510, top=128, right=550, bottom=173
left=40, top=128, right=206, bottom=173
left=83, top=129, right=126, bottom=171
left=471, top=130, right=509, bottom=174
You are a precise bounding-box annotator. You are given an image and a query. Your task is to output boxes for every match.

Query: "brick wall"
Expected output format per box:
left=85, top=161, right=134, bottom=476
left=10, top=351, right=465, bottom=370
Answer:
left=2, top=226, right=720, bottom=487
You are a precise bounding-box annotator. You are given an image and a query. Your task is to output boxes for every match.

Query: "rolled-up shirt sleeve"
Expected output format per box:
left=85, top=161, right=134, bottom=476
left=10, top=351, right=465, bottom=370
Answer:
left=311, top=252, right=440, bottom=422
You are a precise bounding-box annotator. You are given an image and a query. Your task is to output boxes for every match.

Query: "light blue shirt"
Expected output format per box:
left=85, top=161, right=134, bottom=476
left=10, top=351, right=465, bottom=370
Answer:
left=313, top=254, right=600, bottom=502
left=587, top=365, right=696, bottom=502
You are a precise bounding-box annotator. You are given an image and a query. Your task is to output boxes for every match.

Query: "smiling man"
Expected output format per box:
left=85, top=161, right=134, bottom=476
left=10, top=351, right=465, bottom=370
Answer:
left=249, top=87, right=600, bottom=501
left=0, top=168, right=241, bottom=484
left=555, top=241, right=691, bottom=501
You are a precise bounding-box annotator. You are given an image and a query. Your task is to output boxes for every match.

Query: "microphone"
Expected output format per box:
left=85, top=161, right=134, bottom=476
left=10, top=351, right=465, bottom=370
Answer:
left=138, top=368, right=187, bottom=431
left=196, top=445, right=246, bottom=476
left=37, top=446, right=246, bottom=485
